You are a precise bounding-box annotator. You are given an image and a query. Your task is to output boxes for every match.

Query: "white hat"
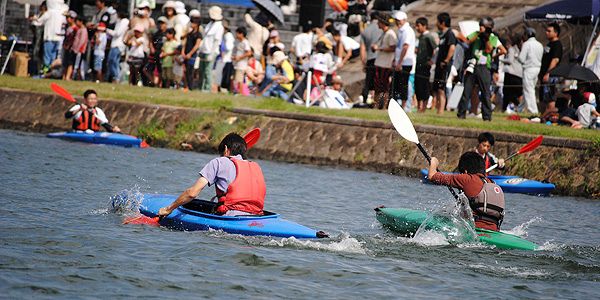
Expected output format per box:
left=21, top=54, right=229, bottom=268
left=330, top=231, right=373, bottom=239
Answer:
left=157, top=16, right=168, bottom=24
left=162, top=0, right=176, bottom=11
left=208, top=6, right=223, bottom=21
left=137, top=1, right=150, bottom=9
left=393, top=11, right=407, bottom=21
left=189, top=9, right=200, bottom=18
left=174, top=1, right=186, bottom=14
left=272, top=51, right=288, bottom=65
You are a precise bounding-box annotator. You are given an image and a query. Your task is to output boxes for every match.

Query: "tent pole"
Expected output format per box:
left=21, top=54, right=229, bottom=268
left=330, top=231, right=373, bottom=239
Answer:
left=583, top=16, right=600, bottom=66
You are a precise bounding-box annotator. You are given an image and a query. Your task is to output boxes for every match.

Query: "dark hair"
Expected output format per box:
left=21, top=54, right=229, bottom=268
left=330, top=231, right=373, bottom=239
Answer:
left=75, top=16, right=84, bottom=22
left=269, top=46, right=281, bottom=56
left=377, top=13, right=391, bottom=26
left=218, top=133, right=247, bottom=158
left=477, top=132, right=495, bottom=146
left=331, top=28, right=341, bottom=37
left=548, top=22, right=560, bottom=36
left=236, top=26, right=247, bottom=37
left=325, top=18, right=335, bottom=23
left=416, top=17, right=428, bottom=27
left=458, top=152, right=485, bottom=174
left=315, top=41, right=328, bottom=53
left=437, top=12, right=451, bottom=27
left=370, top=11, right=379, bottom=20
left=165, top=28, right=175, bottom=35
left=83, top=89, right=97, bottom=98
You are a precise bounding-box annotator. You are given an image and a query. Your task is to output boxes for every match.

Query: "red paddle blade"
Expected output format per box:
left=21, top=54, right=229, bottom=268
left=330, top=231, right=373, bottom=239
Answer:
left=244, top=128, right=261, bottom=149
left=50, top=83, right=77, bottom=103
left=518, top=135, right=543, bottom=154
left=123, top=215, right=160, bottom=226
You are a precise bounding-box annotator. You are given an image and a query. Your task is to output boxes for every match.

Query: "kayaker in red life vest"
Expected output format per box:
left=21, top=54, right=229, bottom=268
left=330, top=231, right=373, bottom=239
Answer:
left=428, top=152, right=505, bottom=231
left=475, top=132, right=504, bottom=174
left=158, top=133, right=266, bottom=217
left=64, top=89, right=121, bottom=133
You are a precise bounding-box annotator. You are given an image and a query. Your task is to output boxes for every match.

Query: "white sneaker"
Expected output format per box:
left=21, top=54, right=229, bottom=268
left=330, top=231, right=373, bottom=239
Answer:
left=467, top=113, right=476, bottom=118
left=476, top=113, right=482, bottom=119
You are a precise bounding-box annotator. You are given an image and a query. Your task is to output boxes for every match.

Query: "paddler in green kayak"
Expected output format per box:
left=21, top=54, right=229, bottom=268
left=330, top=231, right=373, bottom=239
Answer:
left=64, top=89, right=121, bottom=133
left=428, top=151, right=505, bottom=231
left=158, top=133, right=266, bottom=217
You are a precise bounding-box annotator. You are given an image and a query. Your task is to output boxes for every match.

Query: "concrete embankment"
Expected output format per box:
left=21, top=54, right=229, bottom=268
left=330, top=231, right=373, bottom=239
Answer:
left=0, top=88, right=598, bottom=198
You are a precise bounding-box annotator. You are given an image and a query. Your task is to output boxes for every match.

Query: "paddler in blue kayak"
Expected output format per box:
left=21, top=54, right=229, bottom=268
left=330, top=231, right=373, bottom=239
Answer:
left=428, top=152, right=505, bottom=231
left=158, top=133, right=266, bottom=217
left=475, top=132, right=504, bottom=174
left=64, top=89, right=121, bottom=133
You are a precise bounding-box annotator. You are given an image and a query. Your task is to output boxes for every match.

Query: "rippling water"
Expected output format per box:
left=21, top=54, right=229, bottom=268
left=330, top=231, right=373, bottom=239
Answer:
left=0, top=129, right=598, bottom=298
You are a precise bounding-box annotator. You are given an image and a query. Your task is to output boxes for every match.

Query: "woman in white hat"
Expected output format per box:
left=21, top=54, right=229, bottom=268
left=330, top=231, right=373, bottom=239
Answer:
left=129, top=1, right=155, bottom=34
left=198, top=6, right=224, bottom=91
left=161, top=0, right=177, bottom=29
left=173, top=1, right=190, bottom=42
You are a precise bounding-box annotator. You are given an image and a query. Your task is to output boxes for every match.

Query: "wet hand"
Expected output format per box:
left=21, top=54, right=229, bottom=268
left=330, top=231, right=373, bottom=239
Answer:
left=158, top=207, right=172, bottom=217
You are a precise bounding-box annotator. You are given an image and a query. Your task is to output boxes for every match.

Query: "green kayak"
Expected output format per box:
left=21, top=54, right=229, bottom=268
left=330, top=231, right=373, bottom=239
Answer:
left=375, top=207, right=538, bottom=250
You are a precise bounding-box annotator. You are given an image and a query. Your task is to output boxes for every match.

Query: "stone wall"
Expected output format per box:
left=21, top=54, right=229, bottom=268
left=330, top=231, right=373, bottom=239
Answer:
left=1, top=88, right=598, bottom=198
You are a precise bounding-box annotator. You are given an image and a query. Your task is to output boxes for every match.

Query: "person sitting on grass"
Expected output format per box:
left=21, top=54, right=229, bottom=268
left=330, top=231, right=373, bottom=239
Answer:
left=576, top=92, right=600, bottom=129
left=158, top=133, right=266, bottom=217
left=428, top=152, right=505, bottom=231
left=64, top=89, right=121, bottom=133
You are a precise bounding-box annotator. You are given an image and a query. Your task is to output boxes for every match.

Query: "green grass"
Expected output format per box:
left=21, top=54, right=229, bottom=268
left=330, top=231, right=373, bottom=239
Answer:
left=2, top=75, right=599, bottom=142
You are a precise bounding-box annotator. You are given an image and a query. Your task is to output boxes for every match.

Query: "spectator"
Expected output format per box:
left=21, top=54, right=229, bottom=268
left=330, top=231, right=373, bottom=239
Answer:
left=414, top=17, right=436, bottom=113
left=172, top=45, right=185, bottom=89
left=331, top=29, right=360, bottom=68
left=577, top=92, right=600, bottom=129
left=233, top=27, right=253, bottom=94
left=198, top=6, right=224, bottom=91
left=290, top=26, right=314, bottom=69
left=539, top=22, right=563, bottom=114
left=556, top=97, right=582, bottom=128
left=310, top=41, right=336, bottom=86
left=31, top=0, right=66, bottom=73
left=93, top=22, right=108, bottom=82
left=129, top=1, right=156, bottom=35
left=126, top=25, right=149, bottom=86
left=457, top=17, right=506, bottom=121
left=182, top=14, right=202, bottom=91
left=267, top=30, right=285, bottom=57
left=89, top=0, right=113, bottom=30
left=371, top=13, right=397, bottom=109
left=433, top=12, right=456, bottom=115
left=392, top=11, right=416, bottom=110
left=501, top=34, right=523, bottom=114
left=517, top=28, right=543, bottom=114
left=359, top=11, right=383, bottom=105
left=259, top=51, right=294, bottom=100
left=216, top=20, right=235, bottom=92
left=161, top=28, right=180, bottom=88
left=106, top=11, right=129, bottom=83
left=72, top=16, right=89, bottom=80
left=62, top=10, right=78, bottom=80
left=162, top=0, right=177, bottom=29
left=173, top=1, right=190, bottom=42
left=245, top=56, right=265, bottom=89
left=244, top=11, right=270, bottom=59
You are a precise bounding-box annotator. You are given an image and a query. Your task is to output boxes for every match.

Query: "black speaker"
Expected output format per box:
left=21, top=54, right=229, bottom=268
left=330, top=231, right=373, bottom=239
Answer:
left=299, top=0, right=326, bottom=30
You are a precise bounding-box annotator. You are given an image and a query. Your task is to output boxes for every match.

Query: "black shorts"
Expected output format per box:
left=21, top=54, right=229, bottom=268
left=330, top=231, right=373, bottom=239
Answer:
left=63, top=50, right=76, bottom=67
left=414, top=68, right=431, bottom=101
left=433, top=63, right=449, bottom=90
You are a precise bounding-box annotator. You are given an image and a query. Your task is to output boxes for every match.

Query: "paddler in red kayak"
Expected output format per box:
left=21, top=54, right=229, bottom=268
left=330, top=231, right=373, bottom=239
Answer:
left=428, top=151, right=505, bottom=231
left=158, top=133, right=266, bottom=217
left=475, top=132, right=504, bottom=174
left=64, top=89, right=121, bottom=133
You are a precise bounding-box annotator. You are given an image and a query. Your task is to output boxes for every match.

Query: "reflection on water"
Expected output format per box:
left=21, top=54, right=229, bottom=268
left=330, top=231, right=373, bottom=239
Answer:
left=0, top=129, right=599, bottom=298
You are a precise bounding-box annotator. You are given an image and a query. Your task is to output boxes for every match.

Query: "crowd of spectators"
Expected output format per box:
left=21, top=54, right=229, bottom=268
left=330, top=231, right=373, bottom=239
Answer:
left=25, top=0, right=599, bottom=129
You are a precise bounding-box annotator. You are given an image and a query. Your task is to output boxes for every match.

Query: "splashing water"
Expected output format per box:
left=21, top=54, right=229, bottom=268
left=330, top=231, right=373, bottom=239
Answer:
left=502, top=217, right=542, bottom=237
left=262, top=232, right=366, bottom=254
left=414, top=201, right=478, bottom=245
left=109, top=186, right=144, bottom=215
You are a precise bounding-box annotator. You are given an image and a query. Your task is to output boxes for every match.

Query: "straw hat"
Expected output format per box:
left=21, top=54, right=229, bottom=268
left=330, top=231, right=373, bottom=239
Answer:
left=272, top=51, right=288, bottom=65
left=209, top=6, right=223, bottom=21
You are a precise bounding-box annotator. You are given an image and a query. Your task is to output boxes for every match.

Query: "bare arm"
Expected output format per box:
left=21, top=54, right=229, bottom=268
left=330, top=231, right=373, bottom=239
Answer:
left=158, top=177, right=209, bottom=216
left=360, top=42, right=367, bottom=65
left=444, top=44, right=456, bottom=64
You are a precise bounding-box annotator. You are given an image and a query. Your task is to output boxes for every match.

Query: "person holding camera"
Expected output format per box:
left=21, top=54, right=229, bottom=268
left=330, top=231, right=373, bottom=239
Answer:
left=457, top=17, right=507, bottom=121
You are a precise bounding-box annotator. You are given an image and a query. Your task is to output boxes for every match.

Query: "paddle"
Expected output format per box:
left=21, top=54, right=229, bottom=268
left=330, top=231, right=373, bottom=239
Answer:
left=50, top=82, right=78, bottom=103
left=123, top=128, right=262, bottom=226
left=485, top=135, right=543, bottom=173
left=387, top=100, right=461, bottom=202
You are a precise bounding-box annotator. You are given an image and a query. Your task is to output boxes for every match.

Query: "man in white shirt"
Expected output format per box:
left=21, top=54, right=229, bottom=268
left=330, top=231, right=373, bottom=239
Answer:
left=392, top=11, right=416, bottom=109
left=371, top=13, right=398, bottom=109
left=518, top=27, right=544, bottom=114
left=332, top=30, right=360, bottom=68
left=198, top=6, right=224, bottom=91
left=106, top=11, right=129, bottom=83
left=290, top=27, right=314, bottom=69
left=31, top=0, right=66, bottom=72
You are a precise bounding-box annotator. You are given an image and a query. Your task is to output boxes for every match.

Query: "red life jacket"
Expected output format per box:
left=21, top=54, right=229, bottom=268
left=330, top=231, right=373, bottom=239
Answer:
left=215, top=158, right=266, bottom=215
left=73, top=108, right=101, bottom=131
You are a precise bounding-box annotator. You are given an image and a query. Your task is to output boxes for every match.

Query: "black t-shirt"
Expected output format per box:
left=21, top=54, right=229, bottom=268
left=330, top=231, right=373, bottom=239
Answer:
left=152, top=30, right=166, bottom=56
left=184, top=31, right=203, bottom=55
left=559, top=107, right=578, bottom=125
left=436, top=28, right=457, bottom=65
left=540, top=40, right=562, bottom=75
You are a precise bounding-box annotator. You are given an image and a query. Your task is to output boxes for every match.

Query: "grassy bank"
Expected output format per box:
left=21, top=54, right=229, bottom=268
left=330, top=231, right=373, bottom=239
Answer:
left=2, top=75, right=599, bottom=142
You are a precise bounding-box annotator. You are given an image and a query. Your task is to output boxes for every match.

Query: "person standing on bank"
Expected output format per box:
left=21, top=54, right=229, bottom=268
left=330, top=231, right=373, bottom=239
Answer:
left=371, top=13, right=397, bottom=109
left=360, top=11, right=383, bottom=106
left=518, top=27, right=543, bottom=114
left=433, top=13, right=456, bottom=115
left=457, top=17, right=506, bottom=121
left=414, top=17, right=436, bottom=113
left=198, top=6, right=224, bottom=92
left=392, top=11, right=416, bottom=110
left=538, top=22, right=563, bottom=115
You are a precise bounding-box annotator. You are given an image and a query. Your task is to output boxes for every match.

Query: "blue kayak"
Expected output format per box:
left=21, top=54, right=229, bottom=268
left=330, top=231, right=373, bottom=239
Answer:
left=420, top=169, right=555, bottom=196
left=137, top=194, right=328, bottom=239
left=47, top=131, right=148, bottom=148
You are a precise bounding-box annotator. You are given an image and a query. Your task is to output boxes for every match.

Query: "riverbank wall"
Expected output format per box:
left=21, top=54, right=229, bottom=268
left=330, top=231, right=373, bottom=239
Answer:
left=1, top=88, right=598, bottom=198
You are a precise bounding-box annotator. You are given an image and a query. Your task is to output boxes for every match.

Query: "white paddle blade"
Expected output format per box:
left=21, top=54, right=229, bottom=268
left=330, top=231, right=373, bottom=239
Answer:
left=387, top=99, right=420, bottom=144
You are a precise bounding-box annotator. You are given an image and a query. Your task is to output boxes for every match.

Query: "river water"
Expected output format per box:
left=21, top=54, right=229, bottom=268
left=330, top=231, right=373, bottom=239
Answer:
left=1, top=129, right=598, bottom=299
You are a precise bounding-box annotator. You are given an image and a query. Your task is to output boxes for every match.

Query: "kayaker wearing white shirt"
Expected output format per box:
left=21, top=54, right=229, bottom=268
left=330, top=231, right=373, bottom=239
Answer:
left=64, top=89, right=121, bottom=133
left=158, top=133, right=267, bottom=217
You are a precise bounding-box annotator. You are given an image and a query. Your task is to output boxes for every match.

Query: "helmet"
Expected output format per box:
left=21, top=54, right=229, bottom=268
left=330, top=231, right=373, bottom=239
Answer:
left=479, top=17, right=494, bottom=29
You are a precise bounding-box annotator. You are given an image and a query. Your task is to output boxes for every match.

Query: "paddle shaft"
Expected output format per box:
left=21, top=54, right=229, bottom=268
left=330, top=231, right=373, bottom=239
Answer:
left=486, top=152, right=517, bottom=173
left=417, top=143, right=461, bottom=201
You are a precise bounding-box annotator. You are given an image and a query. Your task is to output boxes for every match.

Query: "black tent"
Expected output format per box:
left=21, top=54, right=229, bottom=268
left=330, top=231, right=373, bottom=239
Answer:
left=525, top=0, right=600, bottom=24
